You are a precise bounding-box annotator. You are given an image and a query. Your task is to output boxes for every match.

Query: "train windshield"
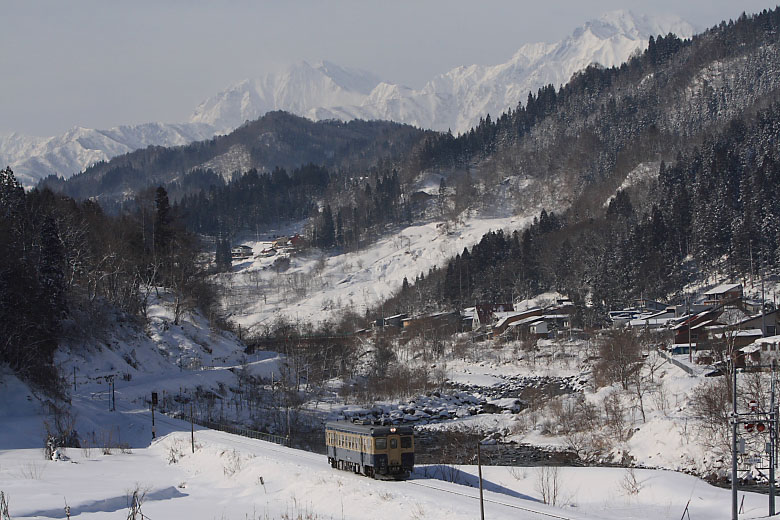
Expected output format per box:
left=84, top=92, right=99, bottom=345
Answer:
left=401, top=436, right=412, bottom=448
left=390, top=438, right=398, bottom=449
left=375, top=438, right=387, bottom=449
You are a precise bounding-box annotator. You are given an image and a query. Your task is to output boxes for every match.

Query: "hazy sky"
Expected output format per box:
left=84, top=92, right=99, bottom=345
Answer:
left=2, top=1, right=776, bottom=136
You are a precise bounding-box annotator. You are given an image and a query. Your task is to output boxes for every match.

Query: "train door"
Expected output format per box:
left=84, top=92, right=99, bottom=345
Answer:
left=388, top=433, right=401, bottom=467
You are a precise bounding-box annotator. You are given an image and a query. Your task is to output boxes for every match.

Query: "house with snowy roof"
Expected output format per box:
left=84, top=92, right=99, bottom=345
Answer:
left=473, top=303, right=515, bottom=330
left=231, top=244, right=253, bottom=260
left=702, top=283, right=743, bottom=306
left=740, top=335, right=780, bottom=368
left=402, top=311, right=462, bottom=335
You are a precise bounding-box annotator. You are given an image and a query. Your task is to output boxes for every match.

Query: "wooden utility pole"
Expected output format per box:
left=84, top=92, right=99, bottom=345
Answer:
left=190, top=402, right=195, bottom=453
left=151, top=392, right=157, bottom=439
left=106, top=376, right=115, bottom=412
left=770, top=372, right=776, bottom=516
left=477, top=442, right=485, bottom=520
left=732, top=350, right=738, bottom=520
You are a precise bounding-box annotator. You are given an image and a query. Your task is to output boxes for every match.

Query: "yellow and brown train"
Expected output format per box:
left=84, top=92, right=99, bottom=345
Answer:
left=325, top=420, right=414, bottom=479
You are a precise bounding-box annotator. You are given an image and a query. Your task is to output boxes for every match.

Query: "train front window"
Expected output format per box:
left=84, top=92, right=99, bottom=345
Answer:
left=375, top=438, right=387, bottom=449
left=390, top=438, right=398, bottom=449
left=401, top=436, right=411, bottom=448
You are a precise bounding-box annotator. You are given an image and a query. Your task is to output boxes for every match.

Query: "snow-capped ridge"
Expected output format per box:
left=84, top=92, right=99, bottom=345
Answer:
left=2, top=10, right=695, bottom=185
left=189, top=60, right=382, bottom=133
left=189, top=10, right=694, bottom=135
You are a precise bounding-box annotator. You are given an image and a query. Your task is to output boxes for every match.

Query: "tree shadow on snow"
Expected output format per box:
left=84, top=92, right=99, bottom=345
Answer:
left=411, top=465, right=539, bottom=502
left=19, top=486, right=187, bottom=518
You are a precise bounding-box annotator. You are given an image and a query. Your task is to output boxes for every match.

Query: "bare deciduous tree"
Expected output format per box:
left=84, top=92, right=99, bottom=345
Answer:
left=594, top=330, right=643, bottom=390
left=535, top=466, right=562, bottom=506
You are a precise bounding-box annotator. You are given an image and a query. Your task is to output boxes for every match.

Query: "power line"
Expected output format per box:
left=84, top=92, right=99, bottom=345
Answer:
left=407, top=481, right=577, bottom=520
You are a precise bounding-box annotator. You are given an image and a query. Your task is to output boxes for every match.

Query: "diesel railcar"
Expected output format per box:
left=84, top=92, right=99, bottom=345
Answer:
left=325, top=420, right=414, bottom=479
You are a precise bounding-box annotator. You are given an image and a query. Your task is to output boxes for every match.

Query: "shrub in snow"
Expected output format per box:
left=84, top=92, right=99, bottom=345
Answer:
left=44, top=431, right=79, bottom=460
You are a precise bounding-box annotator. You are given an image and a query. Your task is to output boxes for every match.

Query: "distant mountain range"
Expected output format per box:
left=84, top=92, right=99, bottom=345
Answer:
left=1, top=10, right=694, bottom=187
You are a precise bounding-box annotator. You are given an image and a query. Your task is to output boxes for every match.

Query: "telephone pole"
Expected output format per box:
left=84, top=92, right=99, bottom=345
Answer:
left=769, top=369, right=776, bottom=516
left=190, top=402, right=195, bottom=453
left=477, top=442, right=485, bottom=520
left=151, top=392, right=158, bottom=439
left=732, top=353, right=738, bottom=520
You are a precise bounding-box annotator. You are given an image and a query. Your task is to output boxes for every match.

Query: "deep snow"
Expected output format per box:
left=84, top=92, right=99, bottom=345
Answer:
left=0, top=371, right=774, bottom=520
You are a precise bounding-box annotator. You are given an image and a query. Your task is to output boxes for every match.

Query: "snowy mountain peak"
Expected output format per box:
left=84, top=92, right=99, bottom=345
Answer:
left=190, top=11, right=696, bottom=135
left=314, top=60, right=383, bottom=95
left=189, top=61, right=384, bottom=132
left=2, top=10, right=696, bottom=185
left=585, top=10, right=694, bottom=40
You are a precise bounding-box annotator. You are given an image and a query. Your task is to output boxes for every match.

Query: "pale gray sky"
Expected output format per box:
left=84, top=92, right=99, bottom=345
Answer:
left=2, top=1, right=776, bottom=135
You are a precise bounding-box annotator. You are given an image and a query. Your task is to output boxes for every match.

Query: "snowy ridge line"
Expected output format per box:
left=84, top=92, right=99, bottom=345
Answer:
left=406, top=481, right=578, bottom=520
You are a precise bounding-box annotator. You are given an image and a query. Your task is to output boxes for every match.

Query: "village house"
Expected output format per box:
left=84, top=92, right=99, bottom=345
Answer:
left=231, top=244, right=253, bottom=260
left=461, top=307, right=476, bottom=330
left=669, top=290, right=780, bottom=362
left=497, top=309, right=573, bottom=339
left=734, top=307, right=780, bottom=336
left=610, top=298, right=670, bottom=327
left=272, top=236, right=291, bottom=248
left=402, top=311, right=462, bottom=336
left=740, top=336, right=780, bottom=368
left=505, top=316, right=550, bottom=339
left=472, top=303, right=514, bottom=331
left=702, top=283, right=743, bottom=306
left=490, top=307, right=544, bottom=335
left=627, top=308, right=677, bottom=330
left=375, top=313, right=407, bottom=329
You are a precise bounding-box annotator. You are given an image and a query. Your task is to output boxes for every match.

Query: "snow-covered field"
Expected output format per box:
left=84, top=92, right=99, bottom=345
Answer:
left=0, top=369, right=773, bottom=520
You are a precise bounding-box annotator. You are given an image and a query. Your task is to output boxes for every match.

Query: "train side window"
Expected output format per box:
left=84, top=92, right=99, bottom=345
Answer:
left=401, top=436, right=412, bottom=448
left=375, top=438, right=387, bottom=450
left=390, top=438, right=398, bottom=449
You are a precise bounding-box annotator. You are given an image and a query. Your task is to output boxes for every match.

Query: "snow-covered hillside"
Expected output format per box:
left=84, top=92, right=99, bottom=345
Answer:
left=219, top=213, right=536, bottom=333
left=1, top=11, right=693, bottom=186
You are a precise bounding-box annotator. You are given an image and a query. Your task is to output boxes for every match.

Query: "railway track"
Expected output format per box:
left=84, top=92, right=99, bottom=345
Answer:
left=102, top=397, right=593, bottom=520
